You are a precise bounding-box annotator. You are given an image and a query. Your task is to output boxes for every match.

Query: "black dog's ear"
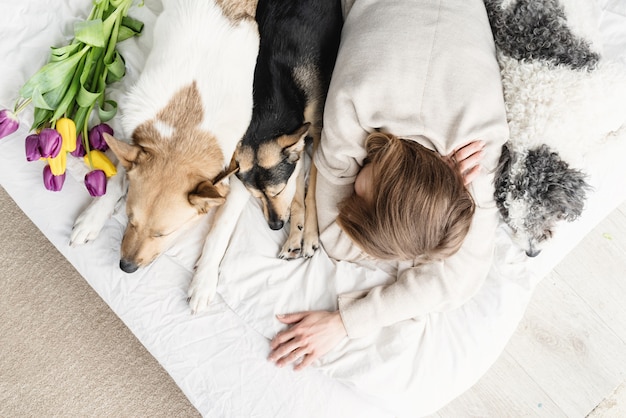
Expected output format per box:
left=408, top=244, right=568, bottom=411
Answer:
left=526, top=145, right=591, bottom=222
left=278, top=123, right=310, bottom=163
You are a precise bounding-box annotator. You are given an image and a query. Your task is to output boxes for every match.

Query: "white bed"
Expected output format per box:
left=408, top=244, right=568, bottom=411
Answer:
left=1, top=0, right=625, bottom=416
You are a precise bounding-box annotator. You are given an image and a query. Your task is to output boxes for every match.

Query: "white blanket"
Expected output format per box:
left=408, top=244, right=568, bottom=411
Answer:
left=1, top=0, right=625, bottom=416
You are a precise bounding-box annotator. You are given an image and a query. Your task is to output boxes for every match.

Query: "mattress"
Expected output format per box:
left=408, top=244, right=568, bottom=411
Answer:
left=1, top=0, right=625, bottom=416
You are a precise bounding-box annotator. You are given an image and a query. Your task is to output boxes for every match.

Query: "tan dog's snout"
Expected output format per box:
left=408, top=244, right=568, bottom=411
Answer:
left=118, top=239, right=170, bottom=273
left=118, top=224, right=165, bottom=273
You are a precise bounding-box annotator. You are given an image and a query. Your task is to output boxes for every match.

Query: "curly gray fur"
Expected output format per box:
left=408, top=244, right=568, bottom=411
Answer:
left=484, top=0, right=599, bottom=70
left=495, top=144, right=590, bottom=257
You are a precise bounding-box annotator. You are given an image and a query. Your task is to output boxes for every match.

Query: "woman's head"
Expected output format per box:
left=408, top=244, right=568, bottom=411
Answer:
left=337, top=132, right=475, bottom=261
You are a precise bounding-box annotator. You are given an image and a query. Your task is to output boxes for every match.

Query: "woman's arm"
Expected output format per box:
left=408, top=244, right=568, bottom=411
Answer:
left=338, top=200, right=499, bottom=337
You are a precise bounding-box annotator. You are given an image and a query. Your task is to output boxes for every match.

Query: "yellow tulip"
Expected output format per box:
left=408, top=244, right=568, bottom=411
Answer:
left=56, top=117, right=77, bottom=152
left=84, top=150, right=117, bottom=177
left=47, top=149, right=67, bottom=176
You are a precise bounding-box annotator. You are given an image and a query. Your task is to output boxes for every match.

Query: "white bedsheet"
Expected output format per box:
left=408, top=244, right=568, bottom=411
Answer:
left=1, top=1, right=625, bottom=416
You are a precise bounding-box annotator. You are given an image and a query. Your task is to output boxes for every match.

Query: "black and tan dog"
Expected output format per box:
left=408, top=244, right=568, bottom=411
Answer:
left=235, top=0, right=343, bottom=259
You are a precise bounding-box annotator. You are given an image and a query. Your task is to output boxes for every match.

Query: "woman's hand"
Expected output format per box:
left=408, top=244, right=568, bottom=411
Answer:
left=268, top=310, right=347, bottom=371
left=444, top=140, right=485, bottom=185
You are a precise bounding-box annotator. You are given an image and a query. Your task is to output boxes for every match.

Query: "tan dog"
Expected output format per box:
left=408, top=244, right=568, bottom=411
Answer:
left=71, top=0, right=259, bottom=312
left=103, top=84, right=237, bottom=272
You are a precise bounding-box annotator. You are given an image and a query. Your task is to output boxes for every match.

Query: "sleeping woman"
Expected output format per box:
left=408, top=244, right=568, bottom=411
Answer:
left=267, top=0, right=510, bottom=370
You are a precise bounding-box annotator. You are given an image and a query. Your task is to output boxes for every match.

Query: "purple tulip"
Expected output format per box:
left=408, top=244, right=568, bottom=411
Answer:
left=0, top=109, right=19, bottom=139
left=38, top=128, right=63, bottom=158
left=85, top=170, right=107, bottom=196
left=71, top=132, right=86, bottom=157
left=43, top=165, right=66, bottom=191
left=25, top=134, right=42, bottom=161
left=88, top=123, right=113, bottom=151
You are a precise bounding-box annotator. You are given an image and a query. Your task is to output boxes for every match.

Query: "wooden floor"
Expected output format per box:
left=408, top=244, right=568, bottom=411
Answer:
left=431, top=201, right=626, bottom=417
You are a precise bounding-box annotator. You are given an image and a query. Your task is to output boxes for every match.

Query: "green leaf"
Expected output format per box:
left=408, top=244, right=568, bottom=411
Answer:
left=117, top=26, right=136, bottom=43
left=19, top=46, right=89, bottom=98
left=50, top=43, right=81, bottom=62
left=117, top=16, right=144, bottom=42
left=75, top=19, right=106, bottom=48
left=77, top=83, right=102, bottom=108
left=121, top=15, right=143, bottom=34
left=81, top=47, right=104, bottom=87
left=102, top=7, right=122, bottom=40
left=109, top=0, right=128, bottom=8
left=76, top=48, right=105, bottom=109
left=51, top=57, right=86, bottom=121
left=31, top=107, right=53, bottom=131
left=98, top=99, right=117, bottom=122
left=31, top=75, right=73, bottom=111
left=43, top=83, right=72, bottom=111
left=31, top=88, right=54, bottom=110
left=105, top=51, right=126, bottom=83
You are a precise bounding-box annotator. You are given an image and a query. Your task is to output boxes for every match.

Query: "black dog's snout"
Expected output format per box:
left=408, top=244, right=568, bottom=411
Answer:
left=120, top=259, right=139, bottom=273
left=268, top=220, right=284, bottom=230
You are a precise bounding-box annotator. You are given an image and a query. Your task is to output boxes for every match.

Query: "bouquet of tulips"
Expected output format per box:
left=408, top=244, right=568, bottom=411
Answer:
left=0, top=0, right=143, bottom=196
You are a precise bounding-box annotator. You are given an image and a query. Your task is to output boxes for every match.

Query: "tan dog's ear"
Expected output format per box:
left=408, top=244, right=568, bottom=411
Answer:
left=103, top=133, right=141, bottom=170
left=213, top=154, right=239, bottom=185
left=189, top=181, right=227, bottom=214
left=190, top=157, right=239, bottom=213
left=213, top=172, right=233, bottom=199
left=279, top=123, right=310, bottom=163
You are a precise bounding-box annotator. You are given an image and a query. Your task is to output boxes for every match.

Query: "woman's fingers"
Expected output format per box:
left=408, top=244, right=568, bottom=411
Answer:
left=457, top=148, right=483, bottom=173
left=276, top=312, right=307, bottom=324
left=275, top=347, right=307, bottom=367
left=269, top=327, right=295, bottom=350
left=268, top=337, right=301, bottom=362
left=461, top=164, right=481, bottom=185
left=453, top=140, right=484, bottom=161
left=270, top=313, right=308, bottom=350
left=447, top=140, right=485, bottom=185
left=294, top=352, right=318, bottom=371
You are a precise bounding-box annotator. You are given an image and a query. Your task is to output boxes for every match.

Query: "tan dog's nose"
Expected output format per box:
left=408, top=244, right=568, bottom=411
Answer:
left=120, top=258, right=139, bottom=273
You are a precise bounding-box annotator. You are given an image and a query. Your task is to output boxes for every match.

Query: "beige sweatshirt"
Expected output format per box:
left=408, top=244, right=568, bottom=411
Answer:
left=315, top=0, right=510, bottom=339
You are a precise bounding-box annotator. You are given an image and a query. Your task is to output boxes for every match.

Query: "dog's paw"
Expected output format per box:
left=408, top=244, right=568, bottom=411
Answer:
left=301, top=234, right=319, bottom=258
left=70, top=206, right=109, bottom=246
left=279, top=240, right=302, bottom=260
left=279, top=224, right=304, bottom=260
left=187, top=273, right=217, bottom=314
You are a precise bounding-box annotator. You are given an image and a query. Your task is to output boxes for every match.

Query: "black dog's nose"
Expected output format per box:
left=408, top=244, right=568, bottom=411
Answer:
left=525, top=249, right=541, bottom=258
left=120, top=259, right=139, bottom=273
left=268, top=220, right=284, bottom=230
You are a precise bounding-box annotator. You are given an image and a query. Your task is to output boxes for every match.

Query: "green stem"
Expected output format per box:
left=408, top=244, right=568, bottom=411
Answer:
left=83, top=109, right=95, bottom=170
left=13, top=97, right=33, bottom=115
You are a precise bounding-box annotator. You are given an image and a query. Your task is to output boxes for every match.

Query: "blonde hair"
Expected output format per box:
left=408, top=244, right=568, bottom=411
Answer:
left=337, top=132, right=475, bottom=261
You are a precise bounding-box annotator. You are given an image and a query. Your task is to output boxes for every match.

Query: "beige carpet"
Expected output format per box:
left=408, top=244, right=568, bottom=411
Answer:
left=0, top=187, right=200, bottom=417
